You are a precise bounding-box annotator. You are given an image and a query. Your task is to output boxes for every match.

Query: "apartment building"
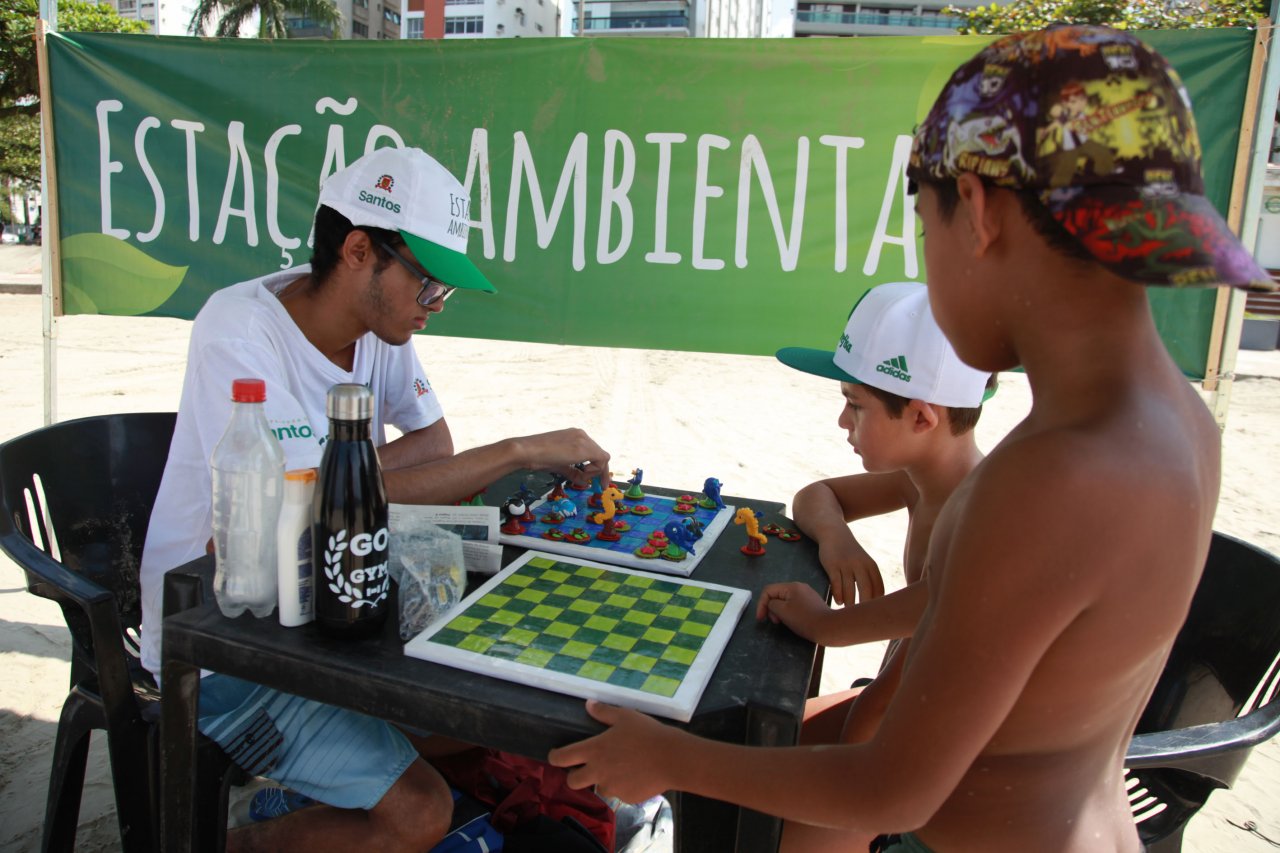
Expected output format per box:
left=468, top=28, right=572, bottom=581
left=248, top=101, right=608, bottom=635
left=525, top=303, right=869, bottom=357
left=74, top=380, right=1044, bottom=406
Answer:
left=288, top=0, right=402, bottom=38
left=563, top=0, right=780, bottom=37
left=100, top=0, right=203, bottom=35
left=792, top=0, right=985, bottom=37
left=401, top=0, right=559, bottom=39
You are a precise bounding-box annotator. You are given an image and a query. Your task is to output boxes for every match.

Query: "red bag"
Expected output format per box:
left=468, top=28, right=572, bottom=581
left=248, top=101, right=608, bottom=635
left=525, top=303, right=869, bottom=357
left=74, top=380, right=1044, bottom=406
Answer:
left=432, top=748, right=616, bottom=852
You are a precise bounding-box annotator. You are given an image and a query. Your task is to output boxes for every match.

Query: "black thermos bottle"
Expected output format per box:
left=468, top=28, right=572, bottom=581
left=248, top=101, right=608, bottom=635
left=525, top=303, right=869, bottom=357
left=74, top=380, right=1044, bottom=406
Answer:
left=313, top=383, right=391, bottom=638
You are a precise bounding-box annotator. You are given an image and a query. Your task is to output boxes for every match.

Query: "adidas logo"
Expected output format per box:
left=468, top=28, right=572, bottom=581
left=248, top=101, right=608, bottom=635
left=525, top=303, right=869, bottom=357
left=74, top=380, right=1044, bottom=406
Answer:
left=876, top=355, right=911, bottom=382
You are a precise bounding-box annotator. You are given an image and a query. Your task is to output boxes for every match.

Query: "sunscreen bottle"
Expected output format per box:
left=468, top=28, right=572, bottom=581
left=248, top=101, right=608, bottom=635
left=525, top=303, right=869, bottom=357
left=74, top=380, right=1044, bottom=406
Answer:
left=277, top=468, right=318, bottom=627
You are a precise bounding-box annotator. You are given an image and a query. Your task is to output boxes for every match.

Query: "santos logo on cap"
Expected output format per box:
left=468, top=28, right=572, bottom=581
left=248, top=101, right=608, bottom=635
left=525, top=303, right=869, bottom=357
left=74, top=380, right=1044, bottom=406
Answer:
left=316, top=146, right=496, bottom=294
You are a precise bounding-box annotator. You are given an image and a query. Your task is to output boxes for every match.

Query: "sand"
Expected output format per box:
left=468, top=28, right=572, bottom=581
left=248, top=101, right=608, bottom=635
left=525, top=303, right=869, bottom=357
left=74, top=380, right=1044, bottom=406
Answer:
left=1, top=248, right=1277, bottom=849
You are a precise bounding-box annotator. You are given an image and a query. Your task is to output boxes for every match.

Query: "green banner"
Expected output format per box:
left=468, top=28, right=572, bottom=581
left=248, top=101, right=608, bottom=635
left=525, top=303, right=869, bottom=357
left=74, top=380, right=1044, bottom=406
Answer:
left=47, top=29, right=1255, bottom=377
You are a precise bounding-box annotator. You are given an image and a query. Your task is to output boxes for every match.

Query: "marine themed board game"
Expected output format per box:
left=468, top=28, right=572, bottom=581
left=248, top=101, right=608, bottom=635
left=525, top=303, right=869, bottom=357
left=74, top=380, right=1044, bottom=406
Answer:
left=496, top=475, right=734, bottom=578
left=403, top=551, right=750, bottom=721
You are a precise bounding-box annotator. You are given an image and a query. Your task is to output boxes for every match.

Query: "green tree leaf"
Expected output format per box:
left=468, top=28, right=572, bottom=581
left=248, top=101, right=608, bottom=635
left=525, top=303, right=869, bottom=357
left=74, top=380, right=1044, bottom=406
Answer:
left=60, top=232, right=187, bottom=316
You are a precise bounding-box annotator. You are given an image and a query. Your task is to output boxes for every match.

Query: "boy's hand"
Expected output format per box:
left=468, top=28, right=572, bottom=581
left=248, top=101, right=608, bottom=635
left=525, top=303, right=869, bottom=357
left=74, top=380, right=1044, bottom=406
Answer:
left=819, top=539, right=884, bottom=606
left=547, top=700, right=681, bottom=803
left=756, top=582, right=833, bottom=643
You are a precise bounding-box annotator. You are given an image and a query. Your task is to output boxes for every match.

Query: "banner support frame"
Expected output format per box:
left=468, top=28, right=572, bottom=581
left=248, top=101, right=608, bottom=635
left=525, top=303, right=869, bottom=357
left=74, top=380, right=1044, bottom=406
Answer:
left=36, top=19, right=62, bottom=427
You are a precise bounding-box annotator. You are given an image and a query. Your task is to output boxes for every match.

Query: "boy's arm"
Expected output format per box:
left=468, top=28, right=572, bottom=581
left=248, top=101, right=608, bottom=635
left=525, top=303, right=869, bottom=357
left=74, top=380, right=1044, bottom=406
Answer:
left=756, top=579, right=927, bottom=646
left=551, top=444, right=1109, bottom=833
left=793, top=472, right=914, bottom=605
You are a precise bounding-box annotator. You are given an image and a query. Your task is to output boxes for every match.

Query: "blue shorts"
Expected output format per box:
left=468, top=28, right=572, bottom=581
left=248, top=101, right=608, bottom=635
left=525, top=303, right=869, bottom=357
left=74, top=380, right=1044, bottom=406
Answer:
left=198, top=673, right=417, bottom=811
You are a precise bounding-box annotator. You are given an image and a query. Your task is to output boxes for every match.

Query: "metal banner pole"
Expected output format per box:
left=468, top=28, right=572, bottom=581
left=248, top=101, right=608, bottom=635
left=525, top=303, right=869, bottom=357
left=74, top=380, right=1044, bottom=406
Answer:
left=37, top=1, right=58, bottom=426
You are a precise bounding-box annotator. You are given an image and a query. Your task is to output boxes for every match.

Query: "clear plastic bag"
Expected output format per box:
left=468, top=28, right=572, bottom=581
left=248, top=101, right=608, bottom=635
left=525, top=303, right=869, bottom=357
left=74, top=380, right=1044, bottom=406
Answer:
left=388, top=509, right=467, bottom=642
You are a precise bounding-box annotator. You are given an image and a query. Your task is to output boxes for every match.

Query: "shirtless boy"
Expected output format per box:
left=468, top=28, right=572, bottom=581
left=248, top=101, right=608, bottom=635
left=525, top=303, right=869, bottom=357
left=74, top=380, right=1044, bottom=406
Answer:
left=549, top=25, right=1274, bottom=852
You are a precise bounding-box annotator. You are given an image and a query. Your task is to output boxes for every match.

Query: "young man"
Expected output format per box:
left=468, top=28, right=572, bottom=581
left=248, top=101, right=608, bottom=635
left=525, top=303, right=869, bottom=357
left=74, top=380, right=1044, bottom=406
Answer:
left=140, top=147, right=611, bottom=852
left=549, top=25, right=1274, bottom=852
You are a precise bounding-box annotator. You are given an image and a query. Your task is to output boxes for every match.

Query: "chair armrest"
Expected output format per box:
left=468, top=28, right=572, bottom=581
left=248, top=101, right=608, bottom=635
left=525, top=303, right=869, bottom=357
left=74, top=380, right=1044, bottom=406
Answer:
left=1, top=529, right=118, bottom=612
left=1125, top=698, right=1280, bottom=781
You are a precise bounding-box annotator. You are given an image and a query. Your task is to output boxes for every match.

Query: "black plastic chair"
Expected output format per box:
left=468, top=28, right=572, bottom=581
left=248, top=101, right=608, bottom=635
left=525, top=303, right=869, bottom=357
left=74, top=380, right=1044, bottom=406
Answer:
left=0, top=412, right=240, bottom=853
left=1125, top=531, right=1280, bottom=852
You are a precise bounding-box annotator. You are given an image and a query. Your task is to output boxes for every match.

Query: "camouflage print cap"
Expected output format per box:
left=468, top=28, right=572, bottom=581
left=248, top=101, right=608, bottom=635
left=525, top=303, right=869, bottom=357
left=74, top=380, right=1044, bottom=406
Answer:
left=907, top=25, right=1274, bottom=292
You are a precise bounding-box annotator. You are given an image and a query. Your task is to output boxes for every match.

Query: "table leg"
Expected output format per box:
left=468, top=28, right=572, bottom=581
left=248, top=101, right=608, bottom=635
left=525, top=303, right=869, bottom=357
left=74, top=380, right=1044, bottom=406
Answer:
left=160, top=656, right=201, bottom=853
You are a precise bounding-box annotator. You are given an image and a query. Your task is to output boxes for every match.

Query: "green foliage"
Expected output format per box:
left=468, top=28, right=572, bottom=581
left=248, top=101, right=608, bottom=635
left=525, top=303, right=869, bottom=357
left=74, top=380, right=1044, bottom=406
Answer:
left=0, top=0, right=147, bottom=184
left=188, top=0, right=344, bottom=38
left=947, top=0, right=1268, bottom=34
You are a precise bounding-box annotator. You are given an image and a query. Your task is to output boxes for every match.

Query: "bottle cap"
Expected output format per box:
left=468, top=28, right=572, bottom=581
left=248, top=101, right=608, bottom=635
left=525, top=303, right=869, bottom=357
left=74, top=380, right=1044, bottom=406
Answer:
left=231, top=378, right=267, bottom=403
left=326, top=383, right=373, bottom=421
left=285, top=468, right=318, bottom=483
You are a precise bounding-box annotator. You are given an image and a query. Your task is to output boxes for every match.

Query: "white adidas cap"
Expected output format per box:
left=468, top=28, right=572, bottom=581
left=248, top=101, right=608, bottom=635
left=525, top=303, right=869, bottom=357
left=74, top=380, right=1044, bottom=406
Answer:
left=776, top=281, right=990, bottom=408
left=317, top=147, right=495, bottom=293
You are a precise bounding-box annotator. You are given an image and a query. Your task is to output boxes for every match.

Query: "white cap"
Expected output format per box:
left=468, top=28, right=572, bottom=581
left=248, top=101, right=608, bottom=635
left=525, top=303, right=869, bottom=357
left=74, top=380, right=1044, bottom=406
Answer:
left=776, top=282, right=990, bottom=408
left=317, top=147, right=495, bottom=293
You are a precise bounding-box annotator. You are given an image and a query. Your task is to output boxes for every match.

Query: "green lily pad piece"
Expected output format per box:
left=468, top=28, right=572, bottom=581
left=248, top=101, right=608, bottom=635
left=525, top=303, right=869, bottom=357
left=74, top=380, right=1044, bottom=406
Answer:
left=60, top=233, right=187, bottom=316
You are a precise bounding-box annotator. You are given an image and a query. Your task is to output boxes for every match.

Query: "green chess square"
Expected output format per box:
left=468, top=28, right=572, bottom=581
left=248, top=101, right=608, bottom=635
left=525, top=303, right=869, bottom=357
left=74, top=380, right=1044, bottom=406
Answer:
left=621, top=652, right=658, bottom=673
left=585, top=614, right=619, bottom=632
left=561, top=639, right=596, bottom=659
left=530, top=604, right=563, bottom=621
left=601, top=633, right=637, bottom=653
left=501, top=627, right=538, bottom=647
left=490, top=608, right=523, bottom=627
left=622, top=574, right=654, bottom=589
left=652, top=658, right=689, bottom=679
left=590, top=644, right=628, bottom=666
left=612, top=620, right=646, bottom=639
left=606, top=667, right=648, bottom=690
left=431, top=627, right=468, bottom=647
left=516, top=647, right=554, bottom=667
left=575, top=627, right=608, bottom=646
left=631, top=639, right=667, bottom=659
left=578, top=587, right=609, bottom=604
left=544, top=620, right=579, bottom=639
left=520, top=616, right=552, bottom=634
left=590, top=579, right=620, bottom=594
left=544, top=592, right=576, bottom=609
left=515, top=587, right=548, bottom=604
left=623, top=609, right=656, bottom=627
left=694, top=597, right=726, bottom=615
left=505, top=573, right=535, bottom=588
left=557, top=608, right=589, bottom=626
left=642, top=626, right=675, bottom=644
left=651, top=615, right=684, bottom=633
left=641, top=674, right=681, bottom=697
left=531, top=632, right=569, bottom=654
left=661, top=644, right=697, bottom=665
left=596, top=604, right=628, bottom=622
left=560, top=571, right=593, bottom=588
left=541, top=568, right=572, bottom=584
left=568, top=598, right=600, bottom=615
left=546, top=653, right=585, bottom=674
left=661, top=605, right=691, bottom=621
left=687, top=608, right=720, bottom=626
left=577, top=660, right=616, bottom=682
left=633, top=598, right=665, bottom=615
left=503, top=596, right=537, bottom=615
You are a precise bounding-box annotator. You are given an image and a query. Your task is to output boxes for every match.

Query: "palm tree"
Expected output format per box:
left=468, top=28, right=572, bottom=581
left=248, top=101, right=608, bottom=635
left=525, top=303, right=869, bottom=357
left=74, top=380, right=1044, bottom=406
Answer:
left=188, top=0, right=344, bottom=39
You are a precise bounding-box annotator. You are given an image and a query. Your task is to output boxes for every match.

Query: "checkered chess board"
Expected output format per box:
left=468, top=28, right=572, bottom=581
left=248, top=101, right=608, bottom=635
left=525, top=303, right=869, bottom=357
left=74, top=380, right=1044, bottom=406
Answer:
left=403, top=552, right=749, bottom=721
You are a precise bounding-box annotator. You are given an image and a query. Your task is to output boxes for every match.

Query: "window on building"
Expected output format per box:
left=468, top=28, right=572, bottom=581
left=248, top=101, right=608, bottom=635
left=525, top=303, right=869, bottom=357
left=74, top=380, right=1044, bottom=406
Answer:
left=444, top=14, right=484, bottom=33
left=352, top=20, right=369, bottom=35
left=406, top=16, right=424, bottom=36
left=446, top=0, right=484, bottom=5
left=383, top=9, right=401, bottom=23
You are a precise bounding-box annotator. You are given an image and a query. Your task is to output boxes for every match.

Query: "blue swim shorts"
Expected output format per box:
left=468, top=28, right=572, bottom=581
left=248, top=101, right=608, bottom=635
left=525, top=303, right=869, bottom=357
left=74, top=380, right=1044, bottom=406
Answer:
left=198, top=673, right=417, bottom=811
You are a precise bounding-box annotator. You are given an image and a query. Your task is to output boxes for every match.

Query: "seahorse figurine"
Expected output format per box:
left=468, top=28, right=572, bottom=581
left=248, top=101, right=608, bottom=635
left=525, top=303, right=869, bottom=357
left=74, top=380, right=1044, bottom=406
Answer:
left=734, top=507, right=767, bottom=556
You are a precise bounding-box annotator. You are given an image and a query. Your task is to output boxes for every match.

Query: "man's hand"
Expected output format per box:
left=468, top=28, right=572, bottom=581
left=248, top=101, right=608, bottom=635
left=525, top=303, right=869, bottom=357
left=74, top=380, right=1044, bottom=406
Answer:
left=818, top=539, right=884, bottom=606
left=756, top=582, right=835, bottom=643
left=512, top=428, right=611, bottom=486
left=547, top=700, right=683, bottom=803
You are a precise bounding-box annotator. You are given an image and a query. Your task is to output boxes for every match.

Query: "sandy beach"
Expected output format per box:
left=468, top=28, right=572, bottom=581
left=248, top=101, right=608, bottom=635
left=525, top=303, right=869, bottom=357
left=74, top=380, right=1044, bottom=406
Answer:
left=0, top=243, right=1277, bottom=850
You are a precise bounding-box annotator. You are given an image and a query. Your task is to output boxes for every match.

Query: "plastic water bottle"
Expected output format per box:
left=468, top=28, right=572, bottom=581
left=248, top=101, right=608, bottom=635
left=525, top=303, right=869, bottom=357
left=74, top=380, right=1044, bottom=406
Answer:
left=212, top=378, right=285, bottom=618
left=314, top=384, right=391, bottom=639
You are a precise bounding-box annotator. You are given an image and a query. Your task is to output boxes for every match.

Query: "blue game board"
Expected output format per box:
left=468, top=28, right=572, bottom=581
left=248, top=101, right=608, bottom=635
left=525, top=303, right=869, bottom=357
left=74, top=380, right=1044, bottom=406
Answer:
left=496, top=486, right=734, bottom=577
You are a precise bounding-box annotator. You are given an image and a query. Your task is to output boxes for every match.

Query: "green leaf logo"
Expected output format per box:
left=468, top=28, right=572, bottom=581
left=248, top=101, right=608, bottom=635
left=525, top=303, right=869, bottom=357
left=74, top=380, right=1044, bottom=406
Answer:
left=60, top=233, right=187, bottom=316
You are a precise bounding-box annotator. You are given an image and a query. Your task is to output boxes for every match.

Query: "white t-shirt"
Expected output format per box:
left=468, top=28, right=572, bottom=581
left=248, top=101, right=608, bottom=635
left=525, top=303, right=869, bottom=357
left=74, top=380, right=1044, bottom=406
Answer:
left=139, top=266, right=444, bottom=677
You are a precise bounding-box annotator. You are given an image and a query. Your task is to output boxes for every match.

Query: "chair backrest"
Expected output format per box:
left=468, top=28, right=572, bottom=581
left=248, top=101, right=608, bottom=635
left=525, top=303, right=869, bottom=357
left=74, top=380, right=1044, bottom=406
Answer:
left=0, top=413, right=177, bottom=678
left=1136, top=531, right=1280, bottom=736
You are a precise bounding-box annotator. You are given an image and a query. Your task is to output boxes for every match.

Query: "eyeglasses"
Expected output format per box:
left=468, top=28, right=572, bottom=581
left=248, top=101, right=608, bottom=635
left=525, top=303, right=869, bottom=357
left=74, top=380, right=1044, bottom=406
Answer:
left=376, top=241, right=456, bottom=306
